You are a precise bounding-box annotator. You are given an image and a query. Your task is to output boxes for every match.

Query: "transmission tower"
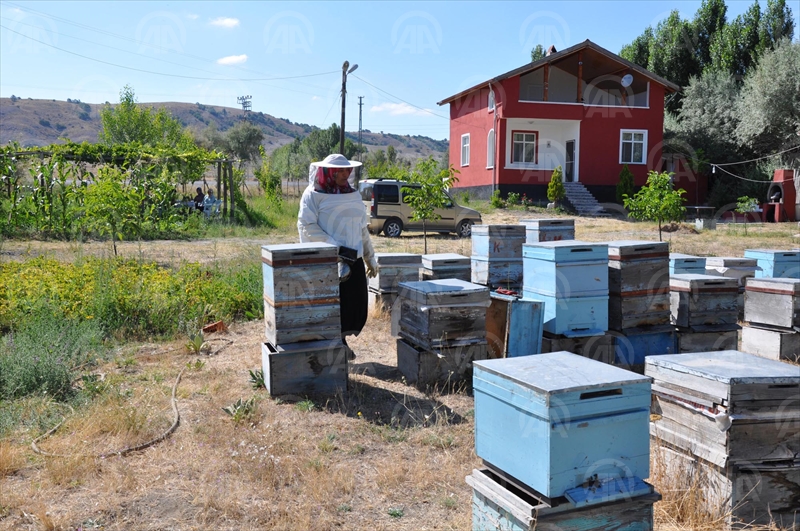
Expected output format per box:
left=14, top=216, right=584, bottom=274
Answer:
left=237, top=95, right=252, bottom=119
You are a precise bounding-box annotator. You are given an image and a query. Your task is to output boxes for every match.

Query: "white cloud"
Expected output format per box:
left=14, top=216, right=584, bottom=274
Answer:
left=311, top=96, right=321, bottom=101
left=370, top=102, right=431, bottom=117
left=186, top=13, right=199, bottom=20
left=216, top=54, right=247, bottom=65
left=210, top=17, right=239, bottom=28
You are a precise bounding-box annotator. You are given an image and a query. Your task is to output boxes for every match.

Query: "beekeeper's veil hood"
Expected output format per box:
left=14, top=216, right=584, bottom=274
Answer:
left=308, top=154, right=362, bottom=194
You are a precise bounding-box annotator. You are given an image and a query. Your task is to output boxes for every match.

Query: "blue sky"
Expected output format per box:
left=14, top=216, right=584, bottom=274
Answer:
left=1, top=1, right=795, bottom=141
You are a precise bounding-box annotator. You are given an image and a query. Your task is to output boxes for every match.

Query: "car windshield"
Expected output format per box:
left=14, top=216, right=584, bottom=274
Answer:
left=358, top=182, right=373, bottom=202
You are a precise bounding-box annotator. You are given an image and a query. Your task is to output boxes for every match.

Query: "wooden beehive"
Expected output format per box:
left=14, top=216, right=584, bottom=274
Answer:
left=396, top=338, right=488, bottom=387
left=523, top=241, right=609, bottom=298
left=740, top=325, right=800, bottom=362
left=471, top=257, right=523, bottom=289
left=473, top=352, right=652, bottom=499
left=744, top=277, right=800, bottom=330
left=471, top=224, right=527, bottom=259
left=646, top=350, right=800, bottom=468
left=705, top=257, right=759, bottom=286
left=467, top=468, right=660, bottom=531
left=610, top=325, right=677, bottom=372
left=677, top=325, right=739, bottom=353
left=397, top=279, right=489, bottom=349
left=486, top=292, right=544, bottom=358
left=608, top=291, right=671, bottom=330
left=523, top=289, right=608, bottom=337
left=540, top=331, right=615, bottom=364
left=261, top=339, right=347, bottom=396
left=606, top=240, right=670, bottom=294
left=419, top=253, right=471, bottom=281
left=669, top=253, right=707, bottom=275
left=520, top=218, right=575, bottom=243
left=262, top=243, right=340, bottom=345
left=368, top=253, right=421, bottom=293
left=744, top=249, right=800, bottom=278
left=669, top=274, right=739, bottom=327
left=654, top=444, right=799, bottom=528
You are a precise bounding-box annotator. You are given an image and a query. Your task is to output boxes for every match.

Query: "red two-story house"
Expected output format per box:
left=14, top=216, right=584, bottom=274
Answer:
left=437, top=40, right=680, bottom=204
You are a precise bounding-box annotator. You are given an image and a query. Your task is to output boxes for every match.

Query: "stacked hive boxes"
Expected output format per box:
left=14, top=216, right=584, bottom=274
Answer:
left=471, top=225, right=526, bottom=290
left=705, top=257, right=759, bottom=320
left=647, top=351, right=800, bottom=527
left=419, top=253, right=471, bottom=281
left=744, top=249, right=800, bottom=278
left=367, top=253, right=421, bottom=312
left=741, top=277, right=800, bottom=362
left=520, top=218, right=575, bottom=243
left=261, top=243, right=347, bottom=396
left=669, top=253, right=706, bottom=275
left=395, top=279, right=490, bottom=387
left=485, top=292, right=544, bottom=358
left=670, top=274, right=740, bottom=352
left=607, top=241, right=675, bottom=372
left=524, top=241, right=609, bottom=356
left=469, top=352, right=659, bottom=530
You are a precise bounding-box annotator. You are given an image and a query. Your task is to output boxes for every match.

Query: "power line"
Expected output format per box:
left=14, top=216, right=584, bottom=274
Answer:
left=351, top=74, right=449, bottom=121
left=319, top=93, right=341, bottom=129
left=0, top=24, right=338, bottom=82
left=712, top=144, right=800, bottom=166
left=712, top=164, right=774, bottom=183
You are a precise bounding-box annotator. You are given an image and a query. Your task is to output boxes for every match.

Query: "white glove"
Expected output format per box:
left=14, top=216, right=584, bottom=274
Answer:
left=365, top=256, right=378, bottom=279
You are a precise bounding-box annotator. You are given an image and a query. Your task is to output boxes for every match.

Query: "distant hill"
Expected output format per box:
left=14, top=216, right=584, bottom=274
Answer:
left=0, top=97, right=448, bottom=160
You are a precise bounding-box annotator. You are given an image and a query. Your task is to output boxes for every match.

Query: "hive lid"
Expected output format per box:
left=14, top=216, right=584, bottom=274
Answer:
left=744, top=249, right=800, bottom=261
left=520, top=218, right=575, bottom=229
left=261, top=243, right=338, bottom=265
left=645, top=350, right=800, bottom=388
left=421, top=253, right=470, bottom=268
left=474, top=351, right=650, bottom=396
left=705, top=257, right=757, bottom=268
left=670, top=253, right=706, bottom=263
left=471, top=224, right=527, bottom=237
left=669, top=274, right=738, bottom=291
left=374, top=253, right=422, bottom=266
left=522, top=240, right=608, bottom=262
left=564, top=477, right=652, bottom=507
left=745, top=276, right=800, bottom=294
left=605, top=240, right=669, bottom=260
left=397, top=278, right=489, bottom=304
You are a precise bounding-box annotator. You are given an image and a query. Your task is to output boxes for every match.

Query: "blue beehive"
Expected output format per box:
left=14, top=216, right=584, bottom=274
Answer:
left=486, top=292, right=544, bottom=357
left=523, top=289, right=608, bottom=337
left=744, top=249, right=800, bottom=278
left=473, top=352, right=652, bottom=500
left=611, top=326, right=677, bottom=371
left=670, top=253, right=707, bottom=275
left=523, top=241, right=608, bottom=297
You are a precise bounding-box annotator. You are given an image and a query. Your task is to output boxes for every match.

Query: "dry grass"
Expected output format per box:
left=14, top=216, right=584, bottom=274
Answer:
left=1, top=211, right=798, bottom=530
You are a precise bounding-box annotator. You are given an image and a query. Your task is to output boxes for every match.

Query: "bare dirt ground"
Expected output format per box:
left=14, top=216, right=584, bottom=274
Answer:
left=1, top=211, right=798, bottom=531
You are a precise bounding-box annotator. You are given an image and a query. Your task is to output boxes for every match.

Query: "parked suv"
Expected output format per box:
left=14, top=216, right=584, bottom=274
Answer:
left=358, top=179, right=481, bottom=238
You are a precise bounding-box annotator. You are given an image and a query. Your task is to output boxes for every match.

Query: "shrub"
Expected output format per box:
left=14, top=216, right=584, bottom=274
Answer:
left=38, top=119, right=51, bottom=128
left=506, top=192, right=520, bottom=206
left=616, top=164, right=635, bottom=203
left=490, top=189, right=504, bottom=208
left=547, top=166, right=565, bottom=203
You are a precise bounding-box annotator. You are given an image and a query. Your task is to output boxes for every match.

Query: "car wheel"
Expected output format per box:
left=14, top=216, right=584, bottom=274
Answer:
left=456, top=219, right=473, bottom=238
left=383, top=218, right=403, bottom=238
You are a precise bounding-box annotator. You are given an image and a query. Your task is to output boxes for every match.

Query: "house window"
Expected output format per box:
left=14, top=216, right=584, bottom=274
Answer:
left=461, top=134, right=470, bottom=167
left=512, top=131, right=537, bottom=164
left=620, top=130, right=647, bottom=164
left=487, top=129, right=495, bottom=168
left=488, top=89, right=495, bottom=112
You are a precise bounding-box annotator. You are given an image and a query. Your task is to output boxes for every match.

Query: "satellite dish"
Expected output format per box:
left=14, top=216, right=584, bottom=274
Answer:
left=621, top=74, right=634, bottom=87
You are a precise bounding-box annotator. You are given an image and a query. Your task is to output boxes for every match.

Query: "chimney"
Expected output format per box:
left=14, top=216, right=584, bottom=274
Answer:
left=546, top=45, right=557, bottom=56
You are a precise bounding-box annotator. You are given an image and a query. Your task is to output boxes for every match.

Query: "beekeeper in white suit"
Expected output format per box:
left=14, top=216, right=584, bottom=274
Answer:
left=298, top=154, right=378, bottom=355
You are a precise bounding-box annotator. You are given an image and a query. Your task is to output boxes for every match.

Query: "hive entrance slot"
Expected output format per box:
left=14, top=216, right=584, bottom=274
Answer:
left=579, top=388, right=622, bottom=400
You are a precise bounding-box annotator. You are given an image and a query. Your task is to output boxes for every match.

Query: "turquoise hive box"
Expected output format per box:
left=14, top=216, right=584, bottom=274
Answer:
left=669, top=253, right=707, bottom=275
left=473, top=352, right=652, bottom=500
left=743, top=249, right=800, bottom=278
left=522, top=240, right=608, bottom=297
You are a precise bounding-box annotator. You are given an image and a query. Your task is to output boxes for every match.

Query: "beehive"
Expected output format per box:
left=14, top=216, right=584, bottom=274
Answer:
left=396, top=338, right=488, bottom=387
left=744, top=249, right=800, bottom=278
left=740, top=325, right=800, bottom=362
left=524, top=290, right=609, bottom=337
left=419, top=253, right=471, bottom=281
left=744, top=277, right=800, bottom=330
left=261, top=339, right=348, bottom=396
left=471, top=257, right=523, bottom=289
left=676, top=325, right=739, bottom=353
left=473, top=352, right=651, bottom=499
left=669, top=274, right=739, bottom=328
left=523, top=241, right=608, bottom=298
left=669, top=253, right=707, bottom=275
left=486, top=292, right=544, bottom=358
left=368, top=253, right=421, bottom=293
left=610, top=325, right=677, bottom=372
left=705, top=257, right=759, bottom=286
left=540, top=332, right=615, bottom=364
left=471, top=224, right=527, bottom=259
left=520, top=218, right=575, bottom=243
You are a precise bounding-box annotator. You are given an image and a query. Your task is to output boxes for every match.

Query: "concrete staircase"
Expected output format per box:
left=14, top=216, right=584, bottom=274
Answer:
left=563, top=182, right=609, bottom=217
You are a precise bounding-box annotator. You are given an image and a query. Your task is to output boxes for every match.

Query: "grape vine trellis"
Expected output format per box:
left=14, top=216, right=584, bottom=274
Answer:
left=1, top=141, right=239, bottom=246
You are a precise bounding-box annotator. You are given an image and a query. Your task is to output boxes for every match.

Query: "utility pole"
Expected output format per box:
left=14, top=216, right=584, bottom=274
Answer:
left=357, top=96, right=364, bottom=162
left=339, top=60, right=358, bottom=155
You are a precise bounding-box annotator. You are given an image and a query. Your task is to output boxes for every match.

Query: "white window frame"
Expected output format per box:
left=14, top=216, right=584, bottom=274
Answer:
left=619, top=129, right=647, bottom=165
left=511, top=131, right=537, bottom=164
left=460, top=133, right=470, bottom=167
left=488, top=89, right=495, bottom=112
left=486, top=129, right=495, bottom=169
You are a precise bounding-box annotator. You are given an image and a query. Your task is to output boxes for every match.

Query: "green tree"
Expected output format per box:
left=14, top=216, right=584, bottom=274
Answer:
left=99, top=85, right=183, bottom=147
left=758, top=0, right=795, bottom=54
left=403, top=157, right=459, bottom=253
left=620, top=27, right=654, bottom=67
left=735, top=195, right=759, bottom=234
left=226, top=120, right=264, bottom=165
left=531, top=44, right=545, bottom=61
left=623, top=170, right=687, bottom=241
left=735, top=39, right=800, bottom=162
left=546, top=166, right=565, bottom=204
left=387, top=145, right=397, bottom=165
left=709, top=1, right=762, bottom=76
left=616, top=164, right=635, bottom=204
left=83, top=167, right=138, bottom=255
left=692, top=0, right=728, bottom=70
left=648, top=11, right=701, bottom=111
